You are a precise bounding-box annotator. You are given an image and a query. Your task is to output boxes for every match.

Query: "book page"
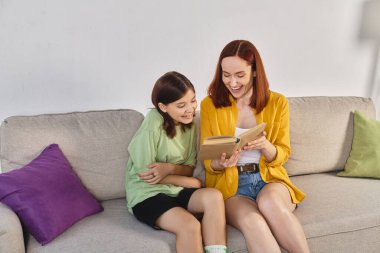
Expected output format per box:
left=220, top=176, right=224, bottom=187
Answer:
left=203, top=136, right=238, bottom=145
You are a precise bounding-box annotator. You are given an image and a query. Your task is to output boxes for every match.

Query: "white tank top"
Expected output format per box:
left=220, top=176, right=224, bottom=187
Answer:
left=235, top=127, right=261, bottom=165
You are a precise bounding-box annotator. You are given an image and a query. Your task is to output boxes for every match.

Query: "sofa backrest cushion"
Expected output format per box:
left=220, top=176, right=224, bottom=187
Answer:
left=0, top=109, right=144, bottom=201
left=285, top=96, right=375, bottom=176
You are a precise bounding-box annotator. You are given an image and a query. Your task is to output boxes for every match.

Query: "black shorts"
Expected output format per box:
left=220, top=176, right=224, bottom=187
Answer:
left=132, top=188, right=198, bottom=228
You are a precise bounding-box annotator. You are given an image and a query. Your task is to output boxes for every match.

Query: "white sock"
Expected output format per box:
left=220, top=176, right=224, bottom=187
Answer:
left=204, top=245, right=227, bottom=253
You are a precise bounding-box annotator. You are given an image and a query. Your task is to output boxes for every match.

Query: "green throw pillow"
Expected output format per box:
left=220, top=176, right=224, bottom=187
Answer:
left=338, top=111, right=380, bottom=178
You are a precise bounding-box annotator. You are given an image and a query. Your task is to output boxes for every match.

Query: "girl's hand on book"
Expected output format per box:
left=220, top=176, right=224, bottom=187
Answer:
left=211, top=150, right=241, bottom=170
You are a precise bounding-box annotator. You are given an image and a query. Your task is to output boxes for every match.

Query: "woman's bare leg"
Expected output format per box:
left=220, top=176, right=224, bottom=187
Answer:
left=257, top=183, right=310, bottom=253
left=225, top=196, right=281, bottom=253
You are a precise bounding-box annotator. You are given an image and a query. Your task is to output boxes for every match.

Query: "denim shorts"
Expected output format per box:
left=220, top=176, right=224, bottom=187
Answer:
left=236, top=171, right=266, bottom=201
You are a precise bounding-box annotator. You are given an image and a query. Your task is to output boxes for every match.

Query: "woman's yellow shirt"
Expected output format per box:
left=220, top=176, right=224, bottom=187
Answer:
left=200, top=91, right=305, bottom=203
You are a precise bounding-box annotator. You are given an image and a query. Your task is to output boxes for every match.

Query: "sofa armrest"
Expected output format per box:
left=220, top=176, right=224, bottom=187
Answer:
left=0, top=203, right=25, bottom=253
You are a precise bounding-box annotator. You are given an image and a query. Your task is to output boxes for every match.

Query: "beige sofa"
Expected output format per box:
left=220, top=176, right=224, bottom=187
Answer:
left=0, top=96, right=379, bottom=253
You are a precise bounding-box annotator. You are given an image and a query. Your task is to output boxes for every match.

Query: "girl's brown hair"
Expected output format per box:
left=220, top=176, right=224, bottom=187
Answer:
left=207, top=40, right=270, bottom=113
left=151, top=71, right=195, bottom=138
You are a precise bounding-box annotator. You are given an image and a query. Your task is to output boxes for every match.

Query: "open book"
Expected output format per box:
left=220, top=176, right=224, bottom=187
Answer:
left=197, top=123, right=267, bottom=160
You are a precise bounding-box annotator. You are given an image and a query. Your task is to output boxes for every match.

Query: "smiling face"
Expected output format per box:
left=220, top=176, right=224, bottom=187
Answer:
left=221, top=56, right=253, bottom=99
left=158, top=89, right=197, bottom=125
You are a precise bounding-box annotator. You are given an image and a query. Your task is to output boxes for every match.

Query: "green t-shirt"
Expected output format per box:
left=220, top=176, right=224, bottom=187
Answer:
left=125, top=109, right=197, bottom=213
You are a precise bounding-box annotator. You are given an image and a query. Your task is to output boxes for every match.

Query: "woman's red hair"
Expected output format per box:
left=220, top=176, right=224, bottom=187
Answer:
left=207, top=40, right=270, bottom=113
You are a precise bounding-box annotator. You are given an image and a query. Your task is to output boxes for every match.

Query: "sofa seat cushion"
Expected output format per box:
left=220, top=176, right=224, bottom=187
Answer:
left=26, top=198, right=247, bottom=253
left=26, top=199, right=175, bottom=253
left=292, top=173, right=380, bottom=239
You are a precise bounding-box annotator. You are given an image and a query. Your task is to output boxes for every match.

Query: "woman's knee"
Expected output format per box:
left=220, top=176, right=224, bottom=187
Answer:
left=257, top=183, right=294, bottom=214
left=257, top=194, right=290, bottom=219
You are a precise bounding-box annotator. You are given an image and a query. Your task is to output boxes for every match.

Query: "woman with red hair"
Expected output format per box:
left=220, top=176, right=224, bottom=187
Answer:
left=200, top=40, right=309, bottom=253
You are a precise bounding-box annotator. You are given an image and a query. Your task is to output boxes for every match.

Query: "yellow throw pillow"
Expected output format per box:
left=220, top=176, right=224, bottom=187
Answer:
left=338, top=111, right=380, bottom=178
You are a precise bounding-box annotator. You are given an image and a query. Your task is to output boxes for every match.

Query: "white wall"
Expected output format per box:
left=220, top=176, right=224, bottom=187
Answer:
left=0, top=0, right=378, bottom=122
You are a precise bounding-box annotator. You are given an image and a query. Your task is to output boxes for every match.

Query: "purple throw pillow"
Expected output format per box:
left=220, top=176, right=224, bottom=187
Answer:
left=0, top=144, right=103, bottom=245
